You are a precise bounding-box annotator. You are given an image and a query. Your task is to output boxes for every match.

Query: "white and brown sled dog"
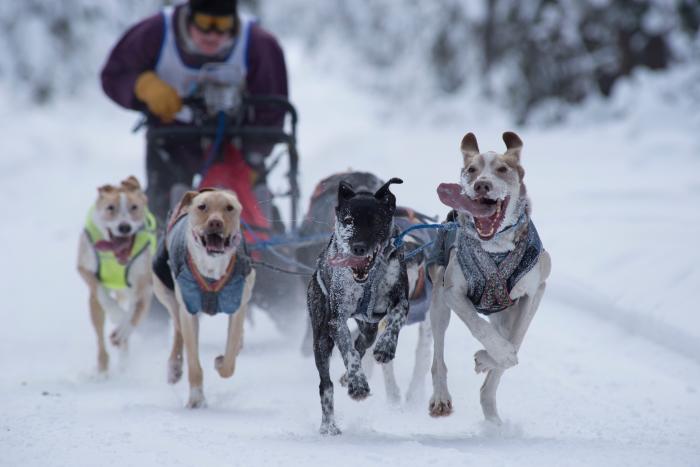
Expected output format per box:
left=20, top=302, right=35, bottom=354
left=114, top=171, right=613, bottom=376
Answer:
left=152, top=188, right=255, bottom=408
left=77, top=176, right=157, bottom=373
left=427, top=132, right=551, bottom=424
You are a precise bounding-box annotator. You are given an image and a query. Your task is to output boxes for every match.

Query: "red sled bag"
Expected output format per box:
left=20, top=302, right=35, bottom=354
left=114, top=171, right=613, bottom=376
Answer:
left=199, top=143, right=271, bottom=244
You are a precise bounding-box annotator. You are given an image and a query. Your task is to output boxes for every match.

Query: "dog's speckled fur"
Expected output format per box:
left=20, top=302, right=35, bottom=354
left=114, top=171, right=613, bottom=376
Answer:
left=308, top=178, right=409, bottom=435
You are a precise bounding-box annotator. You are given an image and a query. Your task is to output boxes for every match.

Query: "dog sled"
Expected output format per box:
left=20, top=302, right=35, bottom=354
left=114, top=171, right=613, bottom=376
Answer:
left=135, top=63, right=305, bottom=327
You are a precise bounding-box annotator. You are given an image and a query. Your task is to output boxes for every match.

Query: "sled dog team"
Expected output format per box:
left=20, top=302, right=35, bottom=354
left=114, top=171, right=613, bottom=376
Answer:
left=78, top=131, right=551, bottom=434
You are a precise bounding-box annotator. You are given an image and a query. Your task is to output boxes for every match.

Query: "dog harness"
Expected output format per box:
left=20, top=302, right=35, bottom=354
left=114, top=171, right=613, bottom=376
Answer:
left=167, top=216, right=251, bottom=315
left=428, top=209, right=543, bottom=315
left=316, top=229, right=404, bottom=324
left=84, top=208, right=157, bottom=290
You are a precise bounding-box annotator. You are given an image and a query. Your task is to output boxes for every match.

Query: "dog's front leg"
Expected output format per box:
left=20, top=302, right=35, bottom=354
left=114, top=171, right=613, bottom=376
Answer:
left=429, top=275, right=453, bottom=417
left=216, top=305, right=247, bottom=379
left=446, top=293, right=517, bottom=369
left=373, top=287, right=409, bottom=364
left=179, top=306, right=205, bottom=408
left=89, top=289, right=109, bottom=374
left=332, top=315, right=370, bottom=401
left=110, top=280, right=153, bottom=348
left=216, top=271, right=254, bottom=378
left=308, top=280, right=341, bottom=435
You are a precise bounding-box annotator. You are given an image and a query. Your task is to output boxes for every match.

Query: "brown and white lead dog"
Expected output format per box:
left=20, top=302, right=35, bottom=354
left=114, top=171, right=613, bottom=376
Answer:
left=152, top=189, right=255, bottom=408
left=77, top=176, right=156, bottom=374
left=428, top=132, right=551, bottom=424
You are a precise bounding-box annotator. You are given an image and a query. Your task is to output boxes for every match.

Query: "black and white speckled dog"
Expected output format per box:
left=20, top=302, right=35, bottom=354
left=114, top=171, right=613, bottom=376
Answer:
left=308, top=178, right=409, bottom=435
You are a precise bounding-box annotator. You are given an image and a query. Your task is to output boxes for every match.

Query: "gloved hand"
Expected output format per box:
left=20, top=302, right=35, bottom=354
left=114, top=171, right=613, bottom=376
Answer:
left=134, top=71, right=182, bottom=122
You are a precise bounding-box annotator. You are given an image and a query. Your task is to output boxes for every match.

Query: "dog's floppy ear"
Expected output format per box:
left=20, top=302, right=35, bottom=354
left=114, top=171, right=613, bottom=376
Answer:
left=460, top=132, right=480, bottom=166
left=338, top=181, right=356, bottom=201
left=502, top=131, right=523, bottom=158
left=179, top=190, right=200, bottom=210
left=97, top=184, right=117, bottom=195
left=120, top=175, right=141, bottom=191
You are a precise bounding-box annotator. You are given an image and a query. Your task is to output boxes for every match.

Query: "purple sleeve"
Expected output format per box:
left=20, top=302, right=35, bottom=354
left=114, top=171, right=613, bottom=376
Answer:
left=100, top=13, right=165, bottom=110
left=245, top=24, right=289, bottom=128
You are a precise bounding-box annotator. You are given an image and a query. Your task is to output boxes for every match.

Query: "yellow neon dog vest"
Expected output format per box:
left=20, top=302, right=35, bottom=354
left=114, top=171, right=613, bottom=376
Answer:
left=84, top=208, right=157, bottom=290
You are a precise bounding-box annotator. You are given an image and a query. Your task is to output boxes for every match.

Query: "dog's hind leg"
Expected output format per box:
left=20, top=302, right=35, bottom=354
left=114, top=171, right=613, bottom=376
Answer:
left=406, top=318, right=432, bottom=406
left=380, top=361, right=401, bottom=405
left=153, top=274, right=183, bottom=384
left=429, top=278, right=453, bottom=417
left=480, top=282, right=547, bottom=424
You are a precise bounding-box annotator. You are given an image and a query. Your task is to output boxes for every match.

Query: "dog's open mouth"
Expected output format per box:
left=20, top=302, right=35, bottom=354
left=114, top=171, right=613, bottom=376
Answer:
left=200, top=231, right=237, bottom=255
left=104, top=231, right=136, bottom=264
left=473, top=197, right=509, bottom=240
left=329, top=245, right=380, bottom=283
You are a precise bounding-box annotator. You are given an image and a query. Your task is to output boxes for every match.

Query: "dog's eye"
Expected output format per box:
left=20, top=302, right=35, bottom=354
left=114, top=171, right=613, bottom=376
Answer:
left=467, top=166, right=477, bottom=174
left=497, top=166, right=508, bottom=173
left=343, top=216, right=353, bottom=226
left=107, top=205, right=115, bottom=212
left=130, top=204, right=138, bottom=211
left=226, top=205, right=234, bottom=212
left=197, top=204, right=207, bottom=211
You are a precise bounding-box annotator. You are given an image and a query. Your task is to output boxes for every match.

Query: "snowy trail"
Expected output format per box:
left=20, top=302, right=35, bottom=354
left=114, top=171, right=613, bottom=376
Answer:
left=2, top=279, right=699, bottom=466
left=2, top=45, right=700, bottom=466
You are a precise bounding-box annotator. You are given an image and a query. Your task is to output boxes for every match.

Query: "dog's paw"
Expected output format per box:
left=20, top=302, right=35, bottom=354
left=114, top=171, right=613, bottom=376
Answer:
left=486, top=339, right=518, bottom=369
left=185, top=388, right=207, bottom=409
left=320, top=421, right=342, bottom=436
left=373, top=334, right=397, bottom=364
left=215, top=355, right=236, bottom=379
left=97, top=350, right=109, bottom=374
left=347, top=374, right=370, bottom=401
left=474, top=350, right=498, bottom=373
left=429, top=394, right=453, bottom=417
left=109, top=322, right=133, bottom=348
left=339, top=372, right=349, bottom=387
left=167, top=356, right=183, bottom=384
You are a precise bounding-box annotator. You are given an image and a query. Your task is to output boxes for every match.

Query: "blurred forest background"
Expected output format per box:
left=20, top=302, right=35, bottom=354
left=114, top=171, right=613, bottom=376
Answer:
left=1, top=0, right=698, bottom=122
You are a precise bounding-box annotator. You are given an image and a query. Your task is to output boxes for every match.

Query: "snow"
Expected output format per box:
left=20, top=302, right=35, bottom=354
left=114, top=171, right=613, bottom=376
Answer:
left=1, top=40, right=700, bottom=466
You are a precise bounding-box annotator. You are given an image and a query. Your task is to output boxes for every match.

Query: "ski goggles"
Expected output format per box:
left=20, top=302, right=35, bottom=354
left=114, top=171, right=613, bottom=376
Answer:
left=191, top=13, right=235, bottom=34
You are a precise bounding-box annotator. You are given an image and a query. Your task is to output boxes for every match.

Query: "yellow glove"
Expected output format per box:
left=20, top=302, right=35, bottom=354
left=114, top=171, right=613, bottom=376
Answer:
left=134, top=72, right=182, bottom=123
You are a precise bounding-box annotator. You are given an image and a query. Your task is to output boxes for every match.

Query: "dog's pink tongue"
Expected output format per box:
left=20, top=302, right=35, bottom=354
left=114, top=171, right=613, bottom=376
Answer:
left=437, top=183, right=496, bottom=217
left=328, top=254, right=369, bottom=268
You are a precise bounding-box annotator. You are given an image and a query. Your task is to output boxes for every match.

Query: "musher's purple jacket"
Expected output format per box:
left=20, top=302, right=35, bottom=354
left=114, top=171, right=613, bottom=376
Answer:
left=100, top=5, right=288, bottom=128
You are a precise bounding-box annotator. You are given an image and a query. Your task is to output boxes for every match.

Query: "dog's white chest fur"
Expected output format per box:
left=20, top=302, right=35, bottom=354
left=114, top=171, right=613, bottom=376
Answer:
left=328, top=258, right=401, bottom=322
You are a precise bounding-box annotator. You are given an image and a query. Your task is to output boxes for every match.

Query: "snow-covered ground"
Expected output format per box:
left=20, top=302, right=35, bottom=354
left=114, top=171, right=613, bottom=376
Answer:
left=1, top=42, right=699, bottom=466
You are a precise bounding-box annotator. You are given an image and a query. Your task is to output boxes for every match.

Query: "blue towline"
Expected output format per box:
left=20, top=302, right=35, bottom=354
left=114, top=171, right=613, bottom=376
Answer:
left=244, top=221, right=459, bottom=265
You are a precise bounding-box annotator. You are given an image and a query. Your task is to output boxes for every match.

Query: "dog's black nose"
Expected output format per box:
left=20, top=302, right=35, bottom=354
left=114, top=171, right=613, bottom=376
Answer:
left=475, top=180, right=492, bottom=195
left=118, top=223, right=132, bottom=235
left=208, top=219, right=224, bottom=231
left=351, top=243, right=368, bottom=256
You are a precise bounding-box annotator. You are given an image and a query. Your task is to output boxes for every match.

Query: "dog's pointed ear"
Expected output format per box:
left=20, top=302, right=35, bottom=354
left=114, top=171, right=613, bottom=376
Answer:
left=338, top=181, right=356, bottom=201
left=503, top=131, right=523, bottom=158
left=120, top=175, right=141, bottom=191
left=460, top=132, right=480, bottom=166
left=374, top=177, right=403, bottom=210
left=374, top=177, right=403, bottom=200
